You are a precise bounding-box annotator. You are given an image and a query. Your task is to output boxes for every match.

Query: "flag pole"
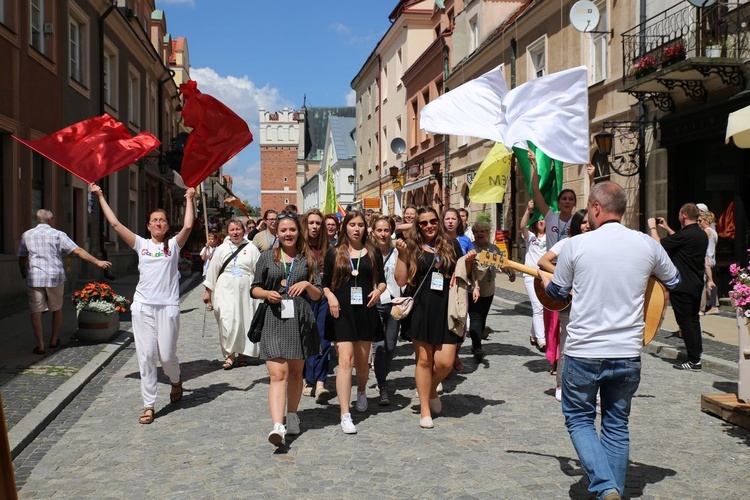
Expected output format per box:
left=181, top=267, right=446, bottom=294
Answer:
left=197, top=182, right=210, bottom=243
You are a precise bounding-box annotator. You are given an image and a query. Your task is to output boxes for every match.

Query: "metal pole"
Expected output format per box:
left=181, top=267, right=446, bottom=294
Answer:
left=638, top=98, right=647, bottom=232
left=0, top=391, right=18, bottom=499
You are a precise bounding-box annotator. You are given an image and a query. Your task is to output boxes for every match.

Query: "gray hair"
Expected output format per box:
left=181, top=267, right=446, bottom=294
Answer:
left=36, top=209, right=54, bottom=224
left=589, top=182, right=626, bottom=216
left=226, top=217, right=246, bottom=231
left=472, top=220, right=492, bottom=233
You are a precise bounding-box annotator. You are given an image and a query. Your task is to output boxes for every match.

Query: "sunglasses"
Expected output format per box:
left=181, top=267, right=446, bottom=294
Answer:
left=418, top=218, right=440, bottom=228
left=277, top=212, right=298, bottom=221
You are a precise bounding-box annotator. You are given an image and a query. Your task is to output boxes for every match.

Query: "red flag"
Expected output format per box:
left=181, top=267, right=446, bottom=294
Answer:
left=179, top=80, right=254, bottom=188
left=13, top=114, right=160, bottom=184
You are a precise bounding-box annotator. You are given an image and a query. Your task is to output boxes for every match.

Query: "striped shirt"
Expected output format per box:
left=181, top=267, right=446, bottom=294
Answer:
left=17, top=224, right=79, bottom=287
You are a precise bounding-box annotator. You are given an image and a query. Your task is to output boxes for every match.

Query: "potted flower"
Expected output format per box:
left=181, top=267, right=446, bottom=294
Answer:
left=632, top=55, right=657, bottom=77
left=729, top=249, right=750, bottom=403
left=72, top=282, right=130, bottom=342
left=661, top=43, right=686, bottom=66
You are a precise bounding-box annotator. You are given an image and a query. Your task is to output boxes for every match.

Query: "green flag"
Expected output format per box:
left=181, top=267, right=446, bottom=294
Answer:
left=514, top=142, right=564, bottom=225
left=321, top=150, right=337, bottom=215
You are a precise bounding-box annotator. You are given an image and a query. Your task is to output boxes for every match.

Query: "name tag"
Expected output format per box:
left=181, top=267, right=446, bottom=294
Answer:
left=280, top=299, right=295, bottom=319
left=231, top=266, right=242, bottom=278
left=351, top=286, right=363, bottom=305
left=379, top=289, right=392, bottom=304
left=430, top=272, right=444, bottom=291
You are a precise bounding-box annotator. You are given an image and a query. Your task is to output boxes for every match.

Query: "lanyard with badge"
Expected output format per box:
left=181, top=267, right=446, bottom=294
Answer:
left=424, top=244, right=444, bottom=291
left=350, top=247, right=363, bottom=305
left=229, top=243, right=243, bottom=278
left=280, top=256, right=295, bottom=318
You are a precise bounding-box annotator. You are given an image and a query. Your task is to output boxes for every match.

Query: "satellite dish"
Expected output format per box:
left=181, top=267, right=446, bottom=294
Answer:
left=390, top=137, right=406, bottom=155
left=687, top=0, right=717, bottom=6
left=570, top=0, right=600, bottom=33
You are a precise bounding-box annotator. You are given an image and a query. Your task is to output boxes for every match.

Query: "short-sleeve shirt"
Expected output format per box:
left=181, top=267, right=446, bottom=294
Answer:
left=659, top=223, right=708, bottom=295
left=133, top=236, right=182, bottom=305
left=523, top=232, right=547, bottom=269
left=545, top=209, right=572, bottom=247
left=552, top=222, right=678, bottom=358
left=252, top=230, right=279, bottom=253
left=18, top=224, right=79, bottom=287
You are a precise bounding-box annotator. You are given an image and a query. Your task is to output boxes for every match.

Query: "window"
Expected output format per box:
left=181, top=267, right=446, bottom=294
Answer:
left=469, top=16, right=479, bottom=52
left=103, top=41, right=118, bottom=109
left=68, top=3, right=90, bottom=89
left=0, top=0, right=13, bottom=28
left=396, top=49, right=403, bottom=83
left=128, top=67, right=141, bottom=127
left=382, top=64, right=388, bottom=102
left=590, top=0, right=608, bottom=84
left=69, top=18, right=81, bottom=82
left=528, top=36, right=546, bottom=79
left=32, top=153, right=45, bottom=220
left=30, top=0, right=44, bottom=52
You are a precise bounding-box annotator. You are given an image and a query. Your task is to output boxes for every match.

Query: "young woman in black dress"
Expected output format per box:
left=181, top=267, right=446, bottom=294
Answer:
left=395, top=207, right=475, bottom=429
left=323, top=211, right=386, bottom=434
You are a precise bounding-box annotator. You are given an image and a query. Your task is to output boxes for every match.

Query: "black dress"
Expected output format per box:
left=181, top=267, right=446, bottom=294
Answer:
left=323, top=247, right=385, bottom=342
left=401, top=240, right=463, bottom=345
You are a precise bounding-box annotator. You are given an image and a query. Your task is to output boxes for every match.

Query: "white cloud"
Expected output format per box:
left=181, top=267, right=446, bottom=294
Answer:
left=223, top=158, right=261, bottom=206
left=330, top=22, right=352, bottom=35
left=345, top=89, right=356, bottom=106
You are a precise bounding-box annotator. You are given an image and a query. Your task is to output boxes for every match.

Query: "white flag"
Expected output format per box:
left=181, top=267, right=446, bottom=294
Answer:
left=501, top=66, right=589, bottom=165
left=420, top=65, right=508, bottom=143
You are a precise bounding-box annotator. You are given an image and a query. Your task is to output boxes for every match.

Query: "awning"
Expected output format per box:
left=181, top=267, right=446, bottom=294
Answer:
left=401, top=176, right=432, bottom=193
left=726, top=105, right=750, bottom=148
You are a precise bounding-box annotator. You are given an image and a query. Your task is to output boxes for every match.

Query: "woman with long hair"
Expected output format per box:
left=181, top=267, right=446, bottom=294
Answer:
left=323, top=211, right=386, bottom=434
left=300, top=208, right=332, bottom=403
left=370, top=215, right=401, bottom=405
left=698, top=211, right=719, bottom=315
left=395, top=207, right=475, bottom=429
left=324, top=213, right=340, bottom=246
left=521, top=200, right=547, bottom=350
left=251, top=211, right=322, bottom=447
left=538, top=208, right=590, bottom=401
left=202, top=218, right=261, bottom=369
left=442, top=207, right=474, bottom=255
left=90, top=183, right=194, bottom=425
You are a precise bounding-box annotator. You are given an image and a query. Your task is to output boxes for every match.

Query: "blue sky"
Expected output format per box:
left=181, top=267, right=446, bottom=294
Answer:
left=155, top=0, right=396, bottom=206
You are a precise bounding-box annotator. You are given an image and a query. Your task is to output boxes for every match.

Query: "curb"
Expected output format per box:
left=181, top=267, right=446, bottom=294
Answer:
left=8, top=329, right=133, bottom=458
left=492, top=295, right=739, bottom=378
left=9, top=272, right=203, bottom=459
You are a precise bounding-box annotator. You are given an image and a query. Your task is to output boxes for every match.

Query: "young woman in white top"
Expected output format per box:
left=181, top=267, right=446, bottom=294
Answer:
left=90, top=183, right=195, bottom=425
left=538, top=209, right=590, bottom=401
left=370, top=215, right=401, bottom=405
left=520, top=200, right=547, bottom=350
left=699, top=211, right=720, bottom=315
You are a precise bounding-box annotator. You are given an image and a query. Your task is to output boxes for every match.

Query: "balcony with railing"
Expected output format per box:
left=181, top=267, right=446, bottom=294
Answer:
left=622, top=1, right=750, bottom=110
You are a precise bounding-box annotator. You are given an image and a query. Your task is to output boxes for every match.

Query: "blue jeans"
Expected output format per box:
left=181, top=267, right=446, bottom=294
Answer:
left=304, top=296, right=331, bottom=385
left=561, top=355, right=641, bottom=499
left=374, top=303, right=400, bottom=389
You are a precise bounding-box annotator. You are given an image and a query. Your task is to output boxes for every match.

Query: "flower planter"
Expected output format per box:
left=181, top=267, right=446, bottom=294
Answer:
left=662, top=55, right=685, bottom=68
left=634, top=68, right=656, bottom=79
left=77, top=310, right=120, bottom=343
left=739, top=312, right=750, bottom=403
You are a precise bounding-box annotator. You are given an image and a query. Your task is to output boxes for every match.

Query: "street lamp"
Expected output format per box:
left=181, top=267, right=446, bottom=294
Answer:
left=347, top=174, right=355, bottom=183
left=389, top=166, right=399, bottom=179
left=594, top=130, right=614, bottom=156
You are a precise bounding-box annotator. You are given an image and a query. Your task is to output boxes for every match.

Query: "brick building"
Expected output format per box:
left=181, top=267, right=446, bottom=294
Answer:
left=259, top=108, right=301, bottom=212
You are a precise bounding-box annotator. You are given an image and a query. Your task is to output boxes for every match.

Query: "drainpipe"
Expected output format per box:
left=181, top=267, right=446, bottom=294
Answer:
left=638, top=0, right=647, bottom=232
left=510, top=37, right=517, bottom=259
left=377, top=54, right=383, bottom=208
left=442, top=39, right=450, bottom=209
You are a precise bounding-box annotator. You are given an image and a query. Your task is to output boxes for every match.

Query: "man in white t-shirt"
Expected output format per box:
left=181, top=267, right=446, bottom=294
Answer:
left=540, top=182, right=679, bottom=500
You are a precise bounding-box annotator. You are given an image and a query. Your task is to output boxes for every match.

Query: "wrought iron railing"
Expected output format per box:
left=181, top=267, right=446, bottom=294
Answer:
left=622, top=1, right=750, bottom=84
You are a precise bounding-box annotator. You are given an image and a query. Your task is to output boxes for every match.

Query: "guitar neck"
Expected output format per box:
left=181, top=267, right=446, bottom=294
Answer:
left=501, top=260, right=553, bottom=280
left=476, top=250, right=553, bottom=280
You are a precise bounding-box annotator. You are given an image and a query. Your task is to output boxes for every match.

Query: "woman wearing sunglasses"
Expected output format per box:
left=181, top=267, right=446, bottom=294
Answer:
left=395, top=207, right=475, bottom=429
left=251, top=211, right=322, bottom=447
left=323, top=211, right=386, bottom=434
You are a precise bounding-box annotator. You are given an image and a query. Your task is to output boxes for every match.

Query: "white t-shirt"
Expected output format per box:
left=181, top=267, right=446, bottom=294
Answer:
left=133, top=236, right=181, bottom=305
left=380, top=247, right=402, bottom=304
left=200, top=245, right=216, bottom=277
left=545, top=208, right=572, bottom=247
left=552, top=223, right=678, bottom=359
left=706, top=226, right=718, bottom=267
left=523, top=232, right=548, bottom=270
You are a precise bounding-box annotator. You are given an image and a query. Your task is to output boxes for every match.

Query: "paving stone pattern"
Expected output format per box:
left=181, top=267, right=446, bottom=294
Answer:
left=14, top=287, right=750, bottom=498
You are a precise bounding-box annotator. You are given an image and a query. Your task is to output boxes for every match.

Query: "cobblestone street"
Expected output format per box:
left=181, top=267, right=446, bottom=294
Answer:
left=12, top=285, right=750, bottom=498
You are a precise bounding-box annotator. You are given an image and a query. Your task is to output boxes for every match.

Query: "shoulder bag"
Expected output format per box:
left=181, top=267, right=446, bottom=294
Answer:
left=217, top=242, right=248, bottom=277
left=390, top=253, right=436, bottom=320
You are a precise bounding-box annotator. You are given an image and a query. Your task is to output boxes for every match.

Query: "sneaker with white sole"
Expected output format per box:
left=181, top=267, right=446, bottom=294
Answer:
left=419, top=416, right=434, bottom=429
left=436, top=382, right=443, bottom=394
left=679, top=360, right=702, bottom=371
left=555, top=387, right=562, bottom=402
left=268, top=422, right=286, bottom=447
left=378, top=388, right=390, bottom=406
left=355, top=391, right=368, bottom=412
left=286, top=412, right=300, bottom=435
left=341, top=413, right=357, bottom=434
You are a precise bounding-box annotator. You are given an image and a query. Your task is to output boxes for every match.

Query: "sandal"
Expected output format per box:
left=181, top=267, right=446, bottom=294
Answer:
left=32, top=346, right=46, bottom=355
left=170, top=381, right=183, bottom=404
left=303, top=384, right=314, bottom=397
left=139, top=407, right=154, bottom=425
left=222, top=357, right=236, bottom=370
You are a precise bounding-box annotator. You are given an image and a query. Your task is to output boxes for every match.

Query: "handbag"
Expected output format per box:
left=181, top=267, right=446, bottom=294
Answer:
left=390, top=254, right=435, bottom=320
left=247, top=301, right=268, bottom=343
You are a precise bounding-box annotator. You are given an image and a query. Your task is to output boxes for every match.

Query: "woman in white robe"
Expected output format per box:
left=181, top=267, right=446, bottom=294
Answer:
left=203, top=218, right=261, bottom=368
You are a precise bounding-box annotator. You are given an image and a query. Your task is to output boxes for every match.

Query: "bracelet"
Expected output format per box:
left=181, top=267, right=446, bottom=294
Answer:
left=649, top=227, right=656, bottom=230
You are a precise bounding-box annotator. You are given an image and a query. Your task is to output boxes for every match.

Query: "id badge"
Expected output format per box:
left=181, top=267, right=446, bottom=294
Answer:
left=231, top=266, right=242, bottom=278
left=430, top=272, right=444, bottom=291
left=351, top=286, right=363, bottom=305
left=280, top=299, right=295, bottom=319
left=379, top=289, right=392, bottom=304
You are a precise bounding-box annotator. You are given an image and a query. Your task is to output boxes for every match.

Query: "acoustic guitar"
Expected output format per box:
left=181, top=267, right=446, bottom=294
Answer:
left=476, top=250, right=668, bottom=345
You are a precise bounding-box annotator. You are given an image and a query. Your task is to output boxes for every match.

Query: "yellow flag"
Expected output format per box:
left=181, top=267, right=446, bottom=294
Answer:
left=469, top=142, right=512, bottom=203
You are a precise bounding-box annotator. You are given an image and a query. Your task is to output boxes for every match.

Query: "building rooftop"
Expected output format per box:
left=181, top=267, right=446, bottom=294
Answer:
left=304, top=107, right=355, bottom=161
left=328, top=116, right=357, bottom=162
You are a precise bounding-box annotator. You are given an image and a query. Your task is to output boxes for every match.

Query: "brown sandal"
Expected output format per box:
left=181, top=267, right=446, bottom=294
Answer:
left=139, top=407, right=154, bottom=424
left=170, top=381, right=183, bottom=404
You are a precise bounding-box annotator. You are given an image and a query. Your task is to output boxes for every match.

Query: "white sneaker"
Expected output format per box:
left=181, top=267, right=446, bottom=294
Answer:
left=555, top=387, right=562, bottom=402
left=286, top=412, right=300, bottom=435
left=420, top=416, right=434, bottom=429
left=341, top=413, right=357, bottom=434
left=268, top=422, right=286, bottom=447
left=355, top=391, right=368, bottom=412
left=436, top=382, right=443, bottom=394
